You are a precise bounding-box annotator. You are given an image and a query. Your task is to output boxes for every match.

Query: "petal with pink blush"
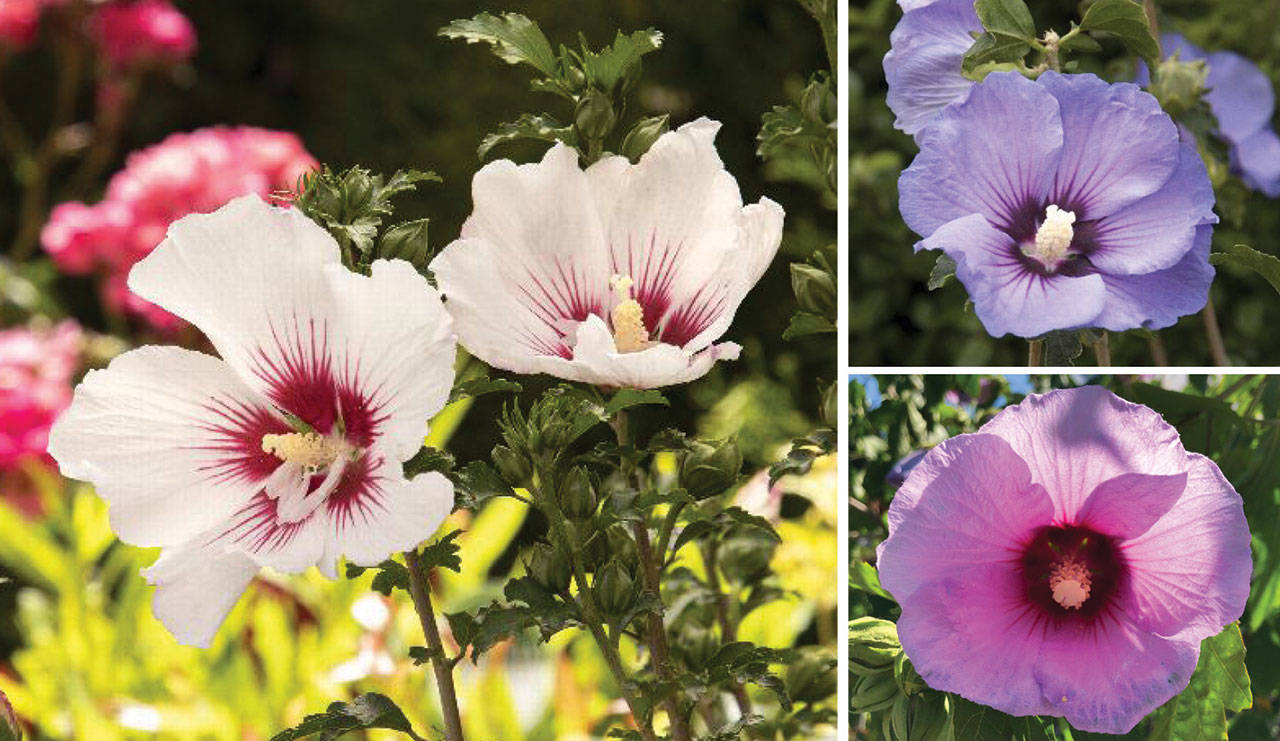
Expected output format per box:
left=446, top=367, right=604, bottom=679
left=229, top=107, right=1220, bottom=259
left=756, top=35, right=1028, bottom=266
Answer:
left=977, top=386, right=1186, bottom=520
left=1075, top=471, right=1187, bottom=540
left=1119, top=452, right=1251, bottom=640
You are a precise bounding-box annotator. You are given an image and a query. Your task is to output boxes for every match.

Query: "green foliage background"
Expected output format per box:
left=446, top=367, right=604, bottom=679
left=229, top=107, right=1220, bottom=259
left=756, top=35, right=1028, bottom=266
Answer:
left=849, top=374, right=1280, bottom=739
left=850, top=0, right=1280, bottom=365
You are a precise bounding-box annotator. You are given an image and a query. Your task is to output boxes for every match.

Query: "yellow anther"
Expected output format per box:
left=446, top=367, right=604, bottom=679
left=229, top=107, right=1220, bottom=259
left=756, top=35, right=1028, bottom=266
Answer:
left=1028, top=205, right=1077, bottom=268
left=608, top=274, right=656, bottom=353
left=262, top=432, right=344, bottom=471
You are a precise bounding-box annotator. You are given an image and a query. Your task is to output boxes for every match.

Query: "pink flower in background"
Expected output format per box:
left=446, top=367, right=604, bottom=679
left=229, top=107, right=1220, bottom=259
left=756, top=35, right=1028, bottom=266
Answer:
left=876, top=386, right=1251, bottom=733
left=0, top=320, right=82, bottom=470
left=41, top=126, right=317, bottom=333
left=90, top=0, right=196, bottom=70
left=0, top=0, right=41, bottom=49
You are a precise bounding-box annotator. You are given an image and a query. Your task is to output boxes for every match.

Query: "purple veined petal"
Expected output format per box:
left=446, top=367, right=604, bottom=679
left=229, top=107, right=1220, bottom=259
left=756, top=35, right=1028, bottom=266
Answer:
left=899, top=71, right=1065, bottom=238
left=1234, top=127, right=1280, bottom=197
left=1038, top=71, right=1182, bottom=220
left=978, top=387, right=1188, bottom=521
left=1094, top=224, right=1214, bottom=332
left=918, top=213, right=1106, bottom=338
left=1032, top=612, right=1201, bottom=734
left=1080, top=137, right=1216, bottom=275
left=884, top=0, right=980, bottom=137
left=1118, top=452, right=1252, bottom=641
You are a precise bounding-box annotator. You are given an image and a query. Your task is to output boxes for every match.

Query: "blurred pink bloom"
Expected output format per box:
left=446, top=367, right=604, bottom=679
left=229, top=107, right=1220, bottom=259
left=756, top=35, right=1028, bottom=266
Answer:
left=0, top=320, right=83, bottom=470
left=0, top=0, right=42, bottom=49
left=41, top=126, right=318, bottom=333
left=90, top=0, right=196, bottom=70
left=876, top=386, right=1251, bottom=733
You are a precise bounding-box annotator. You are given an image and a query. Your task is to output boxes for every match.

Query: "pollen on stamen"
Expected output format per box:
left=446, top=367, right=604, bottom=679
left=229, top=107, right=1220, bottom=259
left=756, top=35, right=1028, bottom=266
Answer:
left=261, top=431, right=344, bottom=471
left=1049, top=557, right=1092, bottom=610
left=609, top=274, right=656, bottom=353
left=1026, top=204, right=1077, bottom=270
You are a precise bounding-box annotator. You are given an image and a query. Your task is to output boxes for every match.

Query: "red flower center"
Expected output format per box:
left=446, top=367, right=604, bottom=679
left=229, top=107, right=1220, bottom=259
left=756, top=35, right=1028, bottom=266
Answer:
left=1019, top=524, right=1126, bottom=623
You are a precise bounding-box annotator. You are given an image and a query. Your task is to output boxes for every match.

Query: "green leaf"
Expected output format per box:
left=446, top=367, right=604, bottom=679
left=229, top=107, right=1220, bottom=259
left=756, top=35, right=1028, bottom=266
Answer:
left=1148, top=623, right=1252, bottom=741
left=782, top=311, right=837, bottom=340
left=718, top=506, right=782, bottom=542
left=344, top=559, right=409, bottom=596
left=1078, top=0, right=1160, bottom=69
left=416, top=529, right=464, bottom=574
left=850, top=560, right=893, bottom=601
left=269, top=693, right=425, bottom=741
left=580, top=29, right=663, bottom=93
left=439, top=12, right=558, bottom=76
left=1211, top=243, right=1280, bottom=296
left=974, top=0, right=1038, bottom=42
left=402, top=446, right=454, bottom=479
left=769, top=429, right=836, bottom=485
left=453, top=460, right=517, bottom=508
left=950, top=698, right=1055, bottom=740
left=961, top=32, right=1032, bottom=74
left=449, top=375, right=523, bottom=403
left=927, top=254, right=957, bottom=290
left=477, top=113, right=575, bottom=160
left=604, top=388, right=668, bottom=416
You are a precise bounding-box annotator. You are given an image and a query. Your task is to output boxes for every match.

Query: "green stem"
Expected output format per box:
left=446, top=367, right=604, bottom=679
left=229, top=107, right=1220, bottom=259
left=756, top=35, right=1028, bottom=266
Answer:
left=703, top=541, right=752, bottom=718
left=1202, top=299, right=1228, bottom=366
left=403, top=549, right=465, bottom=741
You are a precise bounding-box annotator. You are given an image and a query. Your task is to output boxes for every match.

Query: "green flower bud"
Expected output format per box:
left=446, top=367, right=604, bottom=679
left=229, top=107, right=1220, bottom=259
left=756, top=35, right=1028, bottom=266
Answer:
left=593, top=559, right=635, bottom=615
left=574, top=89, right=617, bottom=142
left=559, top=467, right=597, bottom=520
left=785, top=649, right=837, bottom=704
left=674, top=624, right=720, bottom=671
left=848, top=617, right=901, bottom=676
left=893, top=650, right=928, bottom=696
left=679, top=439, right=741, bottom=499
left=491, top=444, right=529, bottom=484
left=1149, top=57, right=1210, bottom=118
left=341, top=167, right=375, bottom=213
left=717, top=534, right=774, bottom=583
left=564, top=64, right=587, bottom=93
left=850, top=671, right=900, bottom=713
left=379, top=218, right=431, bottom=268
left=302, top=174, right=344, bottom=221
left=801, top=74, right=836, bottom=125
left=620, top=114, right=669, bottom=161
left=790, top=262, right=835, bottom=317
left=526, top=542, right=572, bottom=594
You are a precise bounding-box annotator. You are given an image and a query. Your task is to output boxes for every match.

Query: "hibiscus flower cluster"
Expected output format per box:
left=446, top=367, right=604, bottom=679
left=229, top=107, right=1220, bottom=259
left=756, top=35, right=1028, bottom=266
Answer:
left=0, top=0, right=195, bottom=69
left=883, top=0, right=1275, bottom=340
left=47, top=120, right=783, bottom=647
left=41, top=126, right=318, bottom=333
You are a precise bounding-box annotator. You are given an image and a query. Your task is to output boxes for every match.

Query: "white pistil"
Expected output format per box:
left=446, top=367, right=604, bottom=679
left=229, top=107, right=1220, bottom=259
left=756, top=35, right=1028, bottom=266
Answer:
left=1026, top=205, right=1077, bottom=270
left=609, top=274, right=656, bottom=353
left=1049, top=557, right=1092, bottom=610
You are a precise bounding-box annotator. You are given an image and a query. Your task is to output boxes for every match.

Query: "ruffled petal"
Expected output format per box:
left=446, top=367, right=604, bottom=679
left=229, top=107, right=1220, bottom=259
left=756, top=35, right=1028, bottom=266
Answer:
left=1234, top=127, right=1280, bottom=197
left=1095, top=225, right=1213, bottom=332
left=1083, top=137, right=1216, bottom=275
left=899, top=71, right=1064, bottom=237
left=322, top=259, right=456, bottom=461
left=883, top=0, right=980, bottom=137
left=1038, top=71, right=1181, bottom=220
left=561, top=314, right=736, bottom=388
left=921, top=213, right=1106, bottom=337
left=586, top=119, right=783, bottom=351
left=1203, top=49, right=1276, bottom=142
left=1118, top=452, right=1251, bottom=640
left=47, top=345, right=282, bottom=548
left=324, top=469, right=455, bottom=567
left=879, top=432, right=1054, bottom=597
left=895, top=563, right=1055, bottom=719
left=142, top=540, right=259, bottom=648
left=978, top=386, right=1188, bottom=521
left=1033, top=615, right=1200, bottom=734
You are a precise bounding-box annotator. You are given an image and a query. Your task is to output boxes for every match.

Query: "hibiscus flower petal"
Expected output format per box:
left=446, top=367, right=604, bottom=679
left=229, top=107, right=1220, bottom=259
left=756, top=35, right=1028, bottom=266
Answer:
left=325, top=469, right=455, bottom=568
left=47, top=345, right=281, bottom=548
left=883, top=0, right=980, bottom=137
left=1095, top=225, right=1214, bottom=331
left=143, top=541, right=259, bottom=648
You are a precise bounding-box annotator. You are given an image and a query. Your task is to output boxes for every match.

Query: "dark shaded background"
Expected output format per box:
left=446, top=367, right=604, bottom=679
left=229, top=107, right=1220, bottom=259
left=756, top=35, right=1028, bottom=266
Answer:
left=850, top=0, right=1280, bottom=365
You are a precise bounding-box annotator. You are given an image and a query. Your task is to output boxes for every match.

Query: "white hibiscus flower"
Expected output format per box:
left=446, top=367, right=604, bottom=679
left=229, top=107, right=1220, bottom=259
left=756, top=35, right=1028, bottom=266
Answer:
left=430, top=118, right=784, bottom=389
left=48, top=195, right=457, bottom=647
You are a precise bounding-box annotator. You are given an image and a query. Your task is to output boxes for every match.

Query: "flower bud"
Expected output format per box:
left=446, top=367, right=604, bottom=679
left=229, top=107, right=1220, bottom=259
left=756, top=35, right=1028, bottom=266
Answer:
left=341, top=167, right=375, bottom=213
left=593, top=559, right=635, bottom=615
left=620, top=115, right=669, bottom=161
left=790, top=262, right=835, bottom=317
left=1149, top=58, right=1209, bottom=118
left=801, top=74, right=837, bottom=125
left=786, top=649, right=837, bottom=704
left=379, top=218, right=431, bottom=269
left=574, top=89, right=617, bottom=142
left=717, top=534, right=774, bottom=583
left=491, top=444, right=530, bottom=484
left=559, top=466, right=597, bottom=520
left=526, top=542, right=572, bottom=594
left=674, top=624, right=720, bottom=671
left=564, top=64, right=587, bottom=93
left=679, top=439, right=741, bottom=499
left=848, top=617, right=901, bottom=676
left=850, top=671, right=900, bottom=713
